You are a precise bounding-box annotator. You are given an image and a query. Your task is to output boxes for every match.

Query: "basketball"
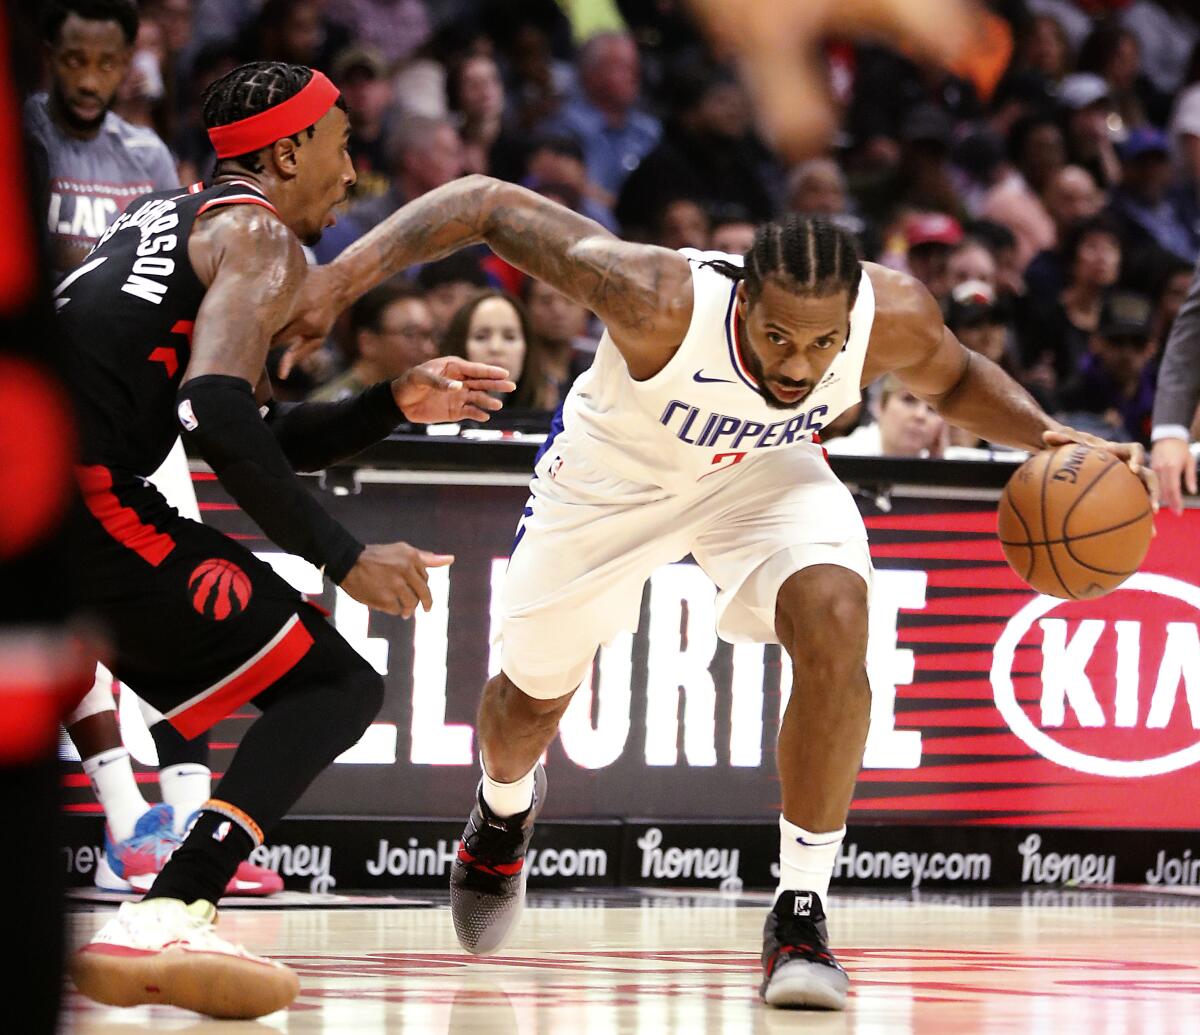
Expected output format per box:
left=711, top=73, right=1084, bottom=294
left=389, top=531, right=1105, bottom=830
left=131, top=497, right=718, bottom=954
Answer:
left=998, top=443, right=1153, bottom=600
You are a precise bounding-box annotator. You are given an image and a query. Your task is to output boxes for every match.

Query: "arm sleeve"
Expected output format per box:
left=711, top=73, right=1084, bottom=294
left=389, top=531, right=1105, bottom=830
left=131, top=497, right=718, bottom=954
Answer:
left=1152, top=257, right=1200, bottom=435
left=263, top=380, right=403, bottom=472
left=177, top=375, right=363, bottom=583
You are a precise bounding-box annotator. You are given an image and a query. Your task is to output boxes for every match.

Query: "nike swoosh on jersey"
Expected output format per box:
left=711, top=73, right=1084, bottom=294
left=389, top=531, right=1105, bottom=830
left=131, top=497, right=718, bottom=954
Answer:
left=692, top=370, right=736, bottom=384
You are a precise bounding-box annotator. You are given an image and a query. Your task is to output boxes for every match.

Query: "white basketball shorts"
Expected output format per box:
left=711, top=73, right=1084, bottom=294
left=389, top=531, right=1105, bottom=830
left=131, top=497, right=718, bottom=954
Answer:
left=499, top=441, right=872, bottom=699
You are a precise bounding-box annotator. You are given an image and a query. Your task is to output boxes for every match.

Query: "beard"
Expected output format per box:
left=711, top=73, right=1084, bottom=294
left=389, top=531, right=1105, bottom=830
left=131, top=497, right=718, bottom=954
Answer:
left=740, top=341, right=813, bottom=410
left=53, top=83, right=110, bottom=133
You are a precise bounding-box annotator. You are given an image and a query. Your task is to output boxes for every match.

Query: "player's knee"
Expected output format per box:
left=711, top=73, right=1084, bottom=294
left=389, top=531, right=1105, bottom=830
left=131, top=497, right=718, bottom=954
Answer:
left=776, top=565, right=868, bottom=669
left=492, top=672, right=573, bottom=721
left=340, top=665, right=385, bottom=741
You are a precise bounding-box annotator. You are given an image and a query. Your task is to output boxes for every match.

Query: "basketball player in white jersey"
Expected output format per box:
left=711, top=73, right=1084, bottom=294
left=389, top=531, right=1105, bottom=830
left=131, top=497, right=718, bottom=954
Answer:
left=285, top=174, right=1156, bottom=1009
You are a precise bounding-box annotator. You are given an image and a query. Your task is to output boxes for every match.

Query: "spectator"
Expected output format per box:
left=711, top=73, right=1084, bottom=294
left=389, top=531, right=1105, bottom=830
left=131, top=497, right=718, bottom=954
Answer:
left=1171, top=79, right=1200, bottom=237
left=1058, top=289, right=1160, bottom=444
left=1059, top=71, right=1122, bottom=189
left=656, top=198, right=710, bottom=251
left=524, top=133, right=616, bottom=231
left=894, top=102, right=966, bottom=222
left=331, top=46, right=394, bottom=201
left=504, top=18, right=576, bottom=133
left=948, top=238, right=998, bottom=290
left=967, top=218, right=1025, bottom=298
left=449, top=52, right=527, bottom=181
left=440, top=291, right=550, bottom=413
left=1020, top=12, right=1073, bottom=86
left=825, top=374, right=945, bottom=458
left=709, top=208, right=757, bottom=255
left=523, top=278, right=594, bottom=408
left=1021, top=214, right=1123, bottom=402
left=980, top=113, right=1064, bottom=270
left=173, top=40, right=238, bottom=185
left=28, top=0, right=178, bottom=275
left=250, top=0, right=348, bottom=72
left=309, top=284, right=437, bottom=403
left=1121, top=1, right=1200, bottom=101
left=324, top=0, right=431, bottom=68
left=787, top=158, right=847, bottom=217
left=1076, top=20, right=1158, bottom=130
left=1025, top=164, right=1105, bottom=300
left=902, top=212, right=964, bottom=307
left=416, top=252, right=490, bottom=340
left=314, top=114, right=464, bottom=262
left=1107, top=127, right=1199, bottom=289
left=538, top=31, right=660, bottom=201
left=1151, top=261, right=1196, bottom=347
left=616, top=63, right=775, bottom=240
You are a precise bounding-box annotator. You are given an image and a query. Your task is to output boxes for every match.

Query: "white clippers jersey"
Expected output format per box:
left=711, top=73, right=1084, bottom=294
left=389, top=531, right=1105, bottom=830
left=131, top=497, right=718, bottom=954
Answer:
left=541, top=249, right=876, bottom=494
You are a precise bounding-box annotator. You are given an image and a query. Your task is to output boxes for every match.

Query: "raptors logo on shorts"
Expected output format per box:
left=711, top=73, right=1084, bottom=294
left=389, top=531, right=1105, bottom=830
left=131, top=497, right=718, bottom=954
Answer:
left=188, top=558, right=252, bottom=620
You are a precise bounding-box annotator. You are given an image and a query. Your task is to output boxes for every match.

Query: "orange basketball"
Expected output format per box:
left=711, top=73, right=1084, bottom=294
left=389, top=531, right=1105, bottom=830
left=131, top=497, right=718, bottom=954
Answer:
left=998, top=443, right=1153, bottom=599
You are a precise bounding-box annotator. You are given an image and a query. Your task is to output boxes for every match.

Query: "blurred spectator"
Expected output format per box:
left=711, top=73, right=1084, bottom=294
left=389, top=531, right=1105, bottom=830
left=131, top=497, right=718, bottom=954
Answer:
left=825, top=374, right=945, bottom=458
left=331, top=46, right=394, bottom=201
left=615, top=63, right=774, bottom=240
left=1076, top=20, right=1157, bottom=130
left=449, top=52, right=528, bottom=181
left=967, top=218, right=1025, bottom=298
left=503, top=19, right=576, bottom=133
left=1020, top=214, right=1123, bottom=401
left=416, top=253, right=489, bottom=340
left=174, top=40, right=238, bottom=184
left=1020, top=13, right=1073, bottom=86
left=1151, top=260, right=1196, bottom=346
left=251, top=0, right=348, bottom=72
left=1059, top=71, right=1122, bottom=189
left=1058, top=289, right=1159, bottom=444
left=903, top=213, right=964, bottom=306
left=523, top=278, right=594, bottom=408
left=895, top=103, right=965, bottom=220
left=440, top=290, right=550, bottom=412
left=28, top=0, right=178, bottom=275
left=655, top=198, right=709, bottom=251
left=324, top=0, right=431, bottom=68
left=314, top=114, right=464, bottom=262
left=787, top=158, right=847, bottom=217
left=948, top=238, right=998, bottom=290
left=1025, top=164, right=1105, bottom=300
left=980, top=113, right=1064, bottom=269
left=1107, top=127, right=1199, bottom=289
left=538, top=31, right=660, bottom=201
left=1121, top=1, right=1200, bottom=100
left=709, top=207, right=756, bottom=255
left=524, top=133, right=616, bottom=231
left=1171, top=80, right=1200, bottom=234
left=113, top=13, right=167, bottom=135
left=309, top=284, right=437, bottom=403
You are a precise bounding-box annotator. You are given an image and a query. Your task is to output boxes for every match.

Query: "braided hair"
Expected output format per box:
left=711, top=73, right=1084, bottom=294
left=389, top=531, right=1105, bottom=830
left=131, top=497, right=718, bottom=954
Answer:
left=201, top=61, right=346, bottom=173
left=703, top=215, right=862, bottom=306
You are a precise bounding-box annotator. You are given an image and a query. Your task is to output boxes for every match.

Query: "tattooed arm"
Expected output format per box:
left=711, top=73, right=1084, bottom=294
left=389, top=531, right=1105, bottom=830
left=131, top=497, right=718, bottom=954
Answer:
left=316, top=175, right=695, bottom=379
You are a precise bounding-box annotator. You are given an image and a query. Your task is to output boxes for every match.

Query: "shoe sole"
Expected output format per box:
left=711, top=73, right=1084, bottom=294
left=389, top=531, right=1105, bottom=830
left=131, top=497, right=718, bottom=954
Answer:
left=70, top=945, right=299, bottom=1019
left=761, top=959, right=849, bottom=1010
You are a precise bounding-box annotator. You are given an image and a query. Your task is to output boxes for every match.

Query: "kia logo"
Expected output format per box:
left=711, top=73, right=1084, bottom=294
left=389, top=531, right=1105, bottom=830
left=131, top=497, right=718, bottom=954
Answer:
left=991, top=574, right=1200, bottom=777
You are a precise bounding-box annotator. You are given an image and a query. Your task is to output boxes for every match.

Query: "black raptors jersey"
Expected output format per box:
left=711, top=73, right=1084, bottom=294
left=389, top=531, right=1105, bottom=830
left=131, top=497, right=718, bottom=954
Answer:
left=56, top=179, right=280, bottom=479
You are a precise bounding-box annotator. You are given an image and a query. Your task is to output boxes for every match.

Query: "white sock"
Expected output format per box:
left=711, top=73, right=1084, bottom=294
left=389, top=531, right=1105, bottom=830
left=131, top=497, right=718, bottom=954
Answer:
left=480, top=763, right=536, bottom=818
left=775, top=815, right=846, bottom=902
left=82, top=747, right=149, bottom=842
left=159, top=764, right=212, bottom=833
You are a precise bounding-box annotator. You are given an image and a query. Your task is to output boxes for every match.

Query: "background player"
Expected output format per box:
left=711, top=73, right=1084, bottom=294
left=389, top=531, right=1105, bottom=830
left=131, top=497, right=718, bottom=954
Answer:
left=29, top=0, right=279, bottom=896
left=285, top=174, right=1155, bottom=1010
left=66, top=62, right=513, bottom=1019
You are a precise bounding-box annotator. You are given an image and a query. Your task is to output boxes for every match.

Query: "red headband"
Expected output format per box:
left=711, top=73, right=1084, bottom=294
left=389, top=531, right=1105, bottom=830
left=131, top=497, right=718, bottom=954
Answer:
left=208, top=70, right=340, bottom=159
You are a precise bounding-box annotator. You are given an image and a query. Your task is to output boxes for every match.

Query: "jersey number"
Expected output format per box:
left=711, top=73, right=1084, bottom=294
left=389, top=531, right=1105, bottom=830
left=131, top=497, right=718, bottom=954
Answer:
left=699, top=451, right=747, bottom=480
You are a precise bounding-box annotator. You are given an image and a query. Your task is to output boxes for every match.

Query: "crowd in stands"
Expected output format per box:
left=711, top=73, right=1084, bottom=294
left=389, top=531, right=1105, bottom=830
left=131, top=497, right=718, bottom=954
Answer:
left=45, top=0, right=1200, bottom=455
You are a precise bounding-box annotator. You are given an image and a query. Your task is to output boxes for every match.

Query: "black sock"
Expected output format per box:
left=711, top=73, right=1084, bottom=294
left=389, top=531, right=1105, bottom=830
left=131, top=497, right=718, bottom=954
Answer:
left=144, top=808, right=253, bottom=905
left=150, top=718, right=209, bottom=769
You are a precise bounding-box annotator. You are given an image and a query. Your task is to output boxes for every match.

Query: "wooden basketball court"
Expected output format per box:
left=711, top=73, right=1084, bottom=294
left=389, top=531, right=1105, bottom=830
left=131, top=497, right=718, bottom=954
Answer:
left=61, top=887, right=1200, bottom=1033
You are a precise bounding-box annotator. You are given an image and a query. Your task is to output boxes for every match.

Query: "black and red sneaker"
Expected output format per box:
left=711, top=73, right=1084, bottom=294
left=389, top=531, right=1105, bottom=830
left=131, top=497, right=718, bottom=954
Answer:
left=760, top=889, right=849, bottom=1009
left=449, top=765, right=547, bottom=954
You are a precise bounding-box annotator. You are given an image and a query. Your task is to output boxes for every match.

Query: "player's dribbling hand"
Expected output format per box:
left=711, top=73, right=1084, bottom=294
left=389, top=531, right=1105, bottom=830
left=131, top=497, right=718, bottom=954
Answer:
left=1043, top=428, right=1160, bottom=513
left=1150, top=437, right=1197, bottom=516
left=340, top=543, right=454, bottom=618
left=392, top=358, right=516, bottom=424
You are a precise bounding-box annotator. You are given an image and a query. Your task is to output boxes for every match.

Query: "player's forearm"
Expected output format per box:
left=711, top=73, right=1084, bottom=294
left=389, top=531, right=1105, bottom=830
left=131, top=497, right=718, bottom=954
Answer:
left=328, top=174, right=501, bottom=310
left=265, top=381, right=403, bottom=472
left=932, top=352, right=1063, bottom=453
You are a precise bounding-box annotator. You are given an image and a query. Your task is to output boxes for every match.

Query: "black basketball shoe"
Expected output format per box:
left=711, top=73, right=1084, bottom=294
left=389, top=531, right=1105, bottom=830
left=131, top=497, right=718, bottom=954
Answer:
left=450, top=765, right=547, bottom=954
left=760, top=889, right=849, bottom=1009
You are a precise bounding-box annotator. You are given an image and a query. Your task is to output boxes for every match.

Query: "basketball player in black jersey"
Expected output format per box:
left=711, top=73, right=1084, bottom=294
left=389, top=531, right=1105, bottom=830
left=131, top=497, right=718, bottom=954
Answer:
left=66, top=61, right=514, bottom=1020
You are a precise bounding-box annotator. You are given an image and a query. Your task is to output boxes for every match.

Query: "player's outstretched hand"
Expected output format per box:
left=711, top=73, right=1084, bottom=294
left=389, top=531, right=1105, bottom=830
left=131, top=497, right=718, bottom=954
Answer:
left=340, top=542, right=454, bottom=618
left=391, top=358, right=516, bottom=424
left=273, top=264, right=341, bottom=378
left=1043, top=428, right=1160, bottom=513
left=1150, top=436, right=1196, bottom=516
